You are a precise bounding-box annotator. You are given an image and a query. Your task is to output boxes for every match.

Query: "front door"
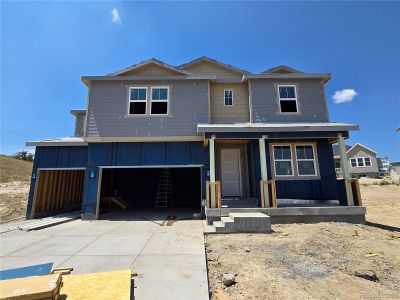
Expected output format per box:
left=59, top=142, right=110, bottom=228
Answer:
left=221, top=149, right=241, bottom=197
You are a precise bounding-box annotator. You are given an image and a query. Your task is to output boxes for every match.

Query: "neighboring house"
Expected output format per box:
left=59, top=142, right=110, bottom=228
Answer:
left=390, top=162, right=400, bottom=183
left=26, top=57, right=361, bottom=221
left=377, top=157, right=390, bottom=176
left=333, top=143, right=379, bottom=178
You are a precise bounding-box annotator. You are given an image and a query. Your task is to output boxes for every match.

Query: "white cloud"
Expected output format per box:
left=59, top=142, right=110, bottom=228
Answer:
left=332, top=89, right=358, bottom=104
left=111, top=8, right=121, bottom=23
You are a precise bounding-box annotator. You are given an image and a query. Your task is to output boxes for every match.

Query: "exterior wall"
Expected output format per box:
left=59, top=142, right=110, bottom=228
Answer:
left=251, top=78, right=329, bottom=123
left=83, top=142, right=210, bottom=216
left=210, top=82, right=250, bottom=123
left=183, top=61, right=242, bottom=80
left=86, top=80, right=209, bottom=138
left=74, top=114, right=86, bottom=137
left=347, top=147, right=379, bottom=175
left=27, top=146, right=88, bottom=217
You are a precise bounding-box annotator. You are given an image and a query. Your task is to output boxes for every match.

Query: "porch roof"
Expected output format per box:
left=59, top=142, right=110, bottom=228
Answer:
left=197, top=122, right=359, bottom=133
left=26, top=137, right=88, bottom=147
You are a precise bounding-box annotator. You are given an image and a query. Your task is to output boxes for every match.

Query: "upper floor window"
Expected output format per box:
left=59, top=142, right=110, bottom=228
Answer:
left=129, top=87, right=147, bottom=115
left=224, top=89, right=233, bottom=106
left=151, top=87, right=169, bottom=115
left=278, top=85, right=298, bottom=113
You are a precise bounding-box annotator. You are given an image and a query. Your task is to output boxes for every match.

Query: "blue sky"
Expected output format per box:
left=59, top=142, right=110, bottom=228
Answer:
left=1, top=1, right=399, bottom=160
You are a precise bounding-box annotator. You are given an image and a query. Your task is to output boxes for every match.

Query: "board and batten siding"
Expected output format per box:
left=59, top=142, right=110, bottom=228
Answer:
left=86, top=80, right=209, bottom=138
left=251, top=78, right=329, bottom=123
left=210, top=82, right=250, bottom=123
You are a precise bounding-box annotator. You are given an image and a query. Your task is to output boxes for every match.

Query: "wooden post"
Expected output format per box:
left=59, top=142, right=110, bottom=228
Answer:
left=338, top=133, right=354, bottom=206
left=209, top=137, right=216, bottom=208
left=259, top=136, right=270, bottom=207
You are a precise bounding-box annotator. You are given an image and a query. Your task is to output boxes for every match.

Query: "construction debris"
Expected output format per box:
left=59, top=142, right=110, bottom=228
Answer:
left=365, top=253, right=378, bottom=258
left=0, top=273, right=62, bottom=300
left=352, top=230, right=359, bottom=236
left=52, top=267, right=73, bottom=275
left=16, top=211, right=80, bottom=232
left=222, top=273, right=236, bottom=287
left=355, top=271, right=379, bottom=282
left=214, top=288, right=230, bottom=300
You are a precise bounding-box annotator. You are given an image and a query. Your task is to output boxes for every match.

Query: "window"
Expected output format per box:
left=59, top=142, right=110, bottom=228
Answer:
left=224, top=89, right=233, bottom=106
left=129, top=87, right=147, bottom=115
left=278, top=85, right=298, bottom=113
left=151, top=87, right=169, bottom=115
left=350, top=157, right=372, bottom=167
left=273, top=145, right=293, bottom=176
left=296, top=145, right=316, bottom=176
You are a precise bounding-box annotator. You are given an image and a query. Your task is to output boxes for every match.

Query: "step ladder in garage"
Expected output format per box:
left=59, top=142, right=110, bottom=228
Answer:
left=154, top=168, right=174, bottom=209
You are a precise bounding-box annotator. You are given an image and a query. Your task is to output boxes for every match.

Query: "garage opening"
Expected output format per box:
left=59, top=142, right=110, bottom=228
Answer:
left=98, top=167, right=202, bottom=215
left=32, top=169, right=85, bottom=218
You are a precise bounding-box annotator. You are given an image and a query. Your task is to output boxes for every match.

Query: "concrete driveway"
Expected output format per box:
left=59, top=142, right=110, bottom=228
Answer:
left=0, top=211, right=209, bottom=300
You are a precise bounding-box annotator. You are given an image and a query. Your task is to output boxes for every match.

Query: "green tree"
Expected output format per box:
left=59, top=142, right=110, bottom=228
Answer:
left=13, top=150, right=34, bottom=162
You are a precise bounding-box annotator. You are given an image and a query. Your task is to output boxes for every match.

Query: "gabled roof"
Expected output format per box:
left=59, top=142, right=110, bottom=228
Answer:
left=179, top=56, right=251, bottom=75
left=347, top=143, right=377, bottom=154
left=262, top=65, right=304, bottom=74
left=108, top=58, right=193, bottom=76
left=332, top=144, right=352, bottom=157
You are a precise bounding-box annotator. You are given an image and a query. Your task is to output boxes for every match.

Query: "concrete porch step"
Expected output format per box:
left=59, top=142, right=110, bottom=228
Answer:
left=211, top=212, right=271, bottom=233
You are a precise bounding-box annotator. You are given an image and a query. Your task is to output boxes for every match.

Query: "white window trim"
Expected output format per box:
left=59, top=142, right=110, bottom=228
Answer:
left=278, top=84, right=299, bottom=114
left=272, top=144, right=294, bottom=177
left=150, top=86, right=169, bottom=116
left=350, top=157, right=372, bottom=168
left=295, top=144, right=317, bottom=176
left=128, top=87, right=147, bottom=115
left=224, top=89, right=233, bottom=106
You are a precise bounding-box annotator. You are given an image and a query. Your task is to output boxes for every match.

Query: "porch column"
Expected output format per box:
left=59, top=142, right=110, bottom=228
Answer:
left=209, top=136, right=216, bottom=208
left=338, top=133, right=354, bottom=206
left=259, top=135, right=270, bottom=207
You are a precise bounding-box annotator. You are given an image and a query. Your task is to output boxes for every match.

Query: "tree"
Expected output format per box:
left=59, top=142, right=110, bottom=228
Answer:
left=13, top=150, right=34, bottom=162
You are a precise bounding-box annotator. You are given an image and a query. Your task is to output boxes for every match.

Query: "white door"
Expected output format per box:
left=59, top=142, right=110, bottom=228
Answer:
left=221, top=149, right=241, bottom=197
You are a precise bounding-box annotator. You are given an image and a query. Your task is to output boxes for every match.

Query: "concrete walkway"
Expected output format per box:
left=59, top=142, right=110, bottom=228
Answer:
left=0, top=211, right=209, bottom=300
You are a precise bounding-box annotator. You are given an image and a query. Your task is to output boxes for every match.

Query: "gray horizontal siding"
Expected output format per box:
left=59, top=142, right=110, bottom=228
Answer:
left=348, top=149, right=379, bottom=174
left=86, top=80, right=209, bottom=137
left=251, top=78, right=329, bottom=123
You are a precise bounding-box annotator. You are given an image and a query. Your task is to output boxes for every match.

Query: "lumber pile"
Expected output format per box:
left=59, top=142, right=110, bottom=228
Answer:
left=0, top=273, right=62, bottom=300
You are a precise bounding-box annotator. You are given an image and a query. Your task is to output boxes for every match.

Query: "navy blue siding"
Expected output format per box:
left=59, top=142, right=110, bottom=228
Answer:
left=27, top=146, right=88, bottom=217
left=83, top=142, right=209, bottom=215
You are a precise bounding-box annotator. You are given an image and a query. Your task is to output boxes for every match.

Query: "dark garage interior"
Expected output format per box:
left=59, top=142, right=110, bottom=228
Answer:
left=99, top=167, right=202, bottom=213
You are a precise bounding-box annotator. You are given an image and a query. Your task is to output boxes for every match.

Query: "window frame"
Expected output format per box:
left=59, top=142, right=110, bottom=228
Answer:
left=150, top=86, right=169, bottom=116
left=350, top=158, right=357, bottom=167
left=272, top=144, right=294, bottom=177
left=224, top=89, right=234, bottom=106
left=295, top=144, right=317, bottom=177
left=128, top=86, right=148, bottom=115
left=351, top=157, right=372, bottom=168
left=277, top=84, right=299, bottom=114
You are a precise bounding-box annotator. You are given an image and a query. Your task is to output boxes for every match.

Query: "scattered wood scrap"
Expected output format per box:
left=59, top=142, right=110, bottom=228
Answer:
left=52, top=267, right=73, bottom=275
left=214, top=288, right=231, bottom=300
left=161, top=216, right=171, bottom=226
left=0, top=273, right=61, bottom=300
left=166, top=216, right=177, bottom=226
left=365, top=253, right=378, bottom=258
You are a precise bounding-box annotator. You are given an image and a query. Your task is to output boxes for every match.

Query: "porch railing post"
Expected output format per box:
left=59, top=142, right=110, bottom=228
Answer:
left=338, top=133, right=354, bottom=206
left=259, top=135, right=270, bottom=207
left=209, top=136, right=216, bottom=208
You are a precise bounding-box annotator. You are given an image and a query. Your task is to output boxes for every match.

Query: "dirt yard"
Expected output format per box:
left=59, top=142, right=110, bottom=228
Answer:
left=206, top=183, right=400, bottom=300
left=0, top=155, right=32, bottom=223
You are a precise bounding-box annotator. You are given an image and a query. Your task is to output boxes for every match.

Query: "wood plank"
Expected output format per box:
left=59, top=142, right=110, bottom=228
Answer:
left=206, top=181, right=210, bottom=208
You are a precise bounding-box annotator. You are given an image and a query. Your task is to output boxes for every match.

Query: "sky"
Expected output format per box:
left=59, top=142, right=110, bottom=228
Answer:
left=1, top=1, right=400, bottom=161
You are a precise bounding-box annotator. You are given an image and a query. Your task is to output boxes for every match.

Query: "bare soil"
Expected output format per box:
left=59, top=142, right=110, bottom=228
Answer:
left=206, top=184, right=400, bottom=299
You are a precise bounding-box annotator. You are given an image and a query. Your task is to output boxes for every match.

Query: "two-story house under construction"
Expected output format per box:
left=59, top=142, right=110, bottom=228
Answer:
left=26, top=57, right=366, bottom=225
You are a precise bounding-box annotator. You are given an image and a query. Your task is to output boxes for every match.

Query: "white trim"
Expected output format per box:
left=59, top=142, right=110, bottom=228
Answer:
left=295, top=144, right=318, bottom=176
left=83, top=136, right=203, bottom=143
left=350, top=156, right=372, bottom=168
left=278, top=84, right=299, bottom=114
left=347, top=143, right=377, bottom=154
left=99, top=165, right=204, bottom=169
left=37, top=167, right=86, bottom=171
left=223, top=89, right=233, bottom=106
left=272, top=144, right=294, bottom=177
left=150, top=86, right=169, bottom=115
left=128, top=86, right=148, bottom=115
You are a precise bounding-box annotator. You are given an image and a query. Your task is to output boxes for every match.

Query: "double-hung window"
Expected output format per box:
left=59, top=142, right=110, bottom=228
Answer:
left=296, top=145, right=317, bottom=176
left=224, top=89, right=233, bottom=106
left=278, top=85, right=298, bottom=113
left=151, top=87, right=169, bottom=115
left=129, top=87, right=147, bottom=115
left=273, top=145, right=293, bottom=176
left=350, top=158, right=357, bottom=167
left=364, top=157, right=371, bottom=166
